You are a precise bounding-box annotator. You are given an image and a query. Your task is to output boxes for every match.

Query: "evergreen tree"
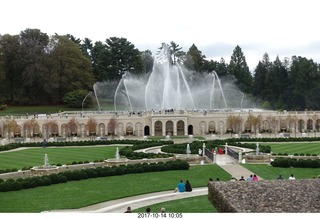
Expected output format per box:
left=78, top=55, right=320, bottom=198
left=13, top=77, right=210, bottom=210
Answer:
left=228, top=45, right=252, bottom=93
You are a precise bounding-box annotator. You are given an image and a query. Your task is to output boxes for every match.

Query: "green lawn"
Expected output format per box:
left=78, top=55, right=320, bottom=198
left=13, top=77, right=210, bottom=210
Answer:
left=0, top=165, right=230, bottom=212
left=133, top=195, right=217, bottom=213
left=262, top=142, right=320, bottom=154
left=242, top=164, right=320, bottom=180
left=0, top=145, right=126, bottom=169
left=0, top=105, right=75, bottom=116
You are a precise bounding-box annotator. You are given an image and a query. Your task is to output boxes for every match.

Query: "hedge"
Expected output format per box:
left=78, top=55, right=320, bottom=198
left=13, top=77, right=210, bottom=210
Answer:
left=0, top=160, right=189, bottom=192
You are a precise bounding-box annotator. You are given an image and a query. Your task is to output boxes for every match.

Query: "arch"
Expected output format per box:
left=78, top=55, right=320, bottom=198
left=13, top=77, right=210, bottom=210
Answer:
left=98, top=123, right=105, bottom=137
left=117, top=123, right=124, bottom=136
left=154, top=121, right=162, bottom=136
left=208, top=121, right=215, bottom=134
left=79, top=123, right=86, bottom=137
left=177, top=120, right=184, bottom=136
left=244, top=121, right=251, bottom=133
left=307, top=119, right=313, bottom=131
left=316, top=119, right=320, bottom=131
left=217, top=121, right=225, bottom=135
left=261, top=120, right=270, bottom=133
left=135, top=122, right=143, bottom=136
left=280, top=119, right=287, bottom=132
left=14, top=125, right=22, bottom=137
left=199, top=121, right=206, bottom=135
left=61, top=124, right=67, bottom=137
left=126, top=123, right=133, bottom=136
left=144, top=125, right=150, bottom=136
left=165, top=121, right=174, bottom=136
left=298, top=120, right=305, bottom=132
left=188, top=125, right=193, bottom=135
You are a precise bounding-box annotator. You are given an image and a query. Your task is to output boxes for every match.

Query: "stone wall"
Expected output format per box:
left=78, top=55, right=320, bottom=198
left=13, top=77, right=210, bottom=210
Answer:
left=208, top=179, right=320, bottom=213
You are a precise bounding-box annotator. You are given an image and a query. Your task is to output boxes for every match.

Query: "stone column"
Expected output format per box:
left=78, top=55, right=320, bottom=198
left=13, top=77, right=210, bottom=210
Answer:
left=213, top=151, right=217, bottom=164
left=162, top=121, right=166, bottom=136
left=238, top=151, right=242, bottom=163
left=173, top=121, right=177, bottom=136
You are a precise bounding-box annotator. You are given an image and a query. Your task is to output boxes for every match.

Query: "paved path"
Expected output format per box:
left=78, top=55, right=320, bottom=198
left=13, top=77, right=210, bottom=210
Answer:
left=50, top=153, right=260, bottom=213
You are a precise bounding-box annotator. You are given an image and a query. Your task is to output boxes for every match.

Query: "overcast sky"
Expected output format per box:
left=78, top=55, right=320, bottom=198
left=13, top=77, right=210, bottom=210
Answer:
left=1, top=0, right=320, bottom=71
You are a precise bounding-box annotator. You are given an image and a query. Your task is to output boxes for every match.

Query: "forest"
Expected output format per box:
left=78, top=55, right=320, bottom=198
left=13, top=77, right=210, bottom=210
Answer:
left=1, top=28, right=320, bottom=110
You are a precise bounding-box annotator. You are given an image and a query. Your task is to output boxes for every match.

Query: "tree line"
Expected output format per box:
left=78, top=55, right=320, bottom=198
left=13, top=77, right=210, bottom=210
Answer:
left=1, top=28, right=319, bottom=110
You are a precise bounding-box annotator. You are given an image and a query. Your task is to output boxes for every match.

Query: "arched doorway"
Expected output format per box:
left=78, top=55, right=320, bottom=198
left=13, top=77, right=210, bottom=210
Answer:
left=144, top=126, right=150, bottom=136
left=154, top=121, right=162, bottom=136
left=188, top=125, right=193, bottom=135
left=135, top=122, right=142, bottom=136
left=177, top=120, right=184, bottom=136
left=166, top=121, right=173, bottom=136
left=208, top=121, right=215, bottom=134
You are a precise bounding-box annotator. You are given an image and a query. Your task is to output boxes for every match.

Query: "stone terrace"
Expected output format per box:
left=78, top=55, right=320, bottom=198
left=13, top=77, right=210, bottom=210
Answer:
left=208, top=179, right=320, bottom=213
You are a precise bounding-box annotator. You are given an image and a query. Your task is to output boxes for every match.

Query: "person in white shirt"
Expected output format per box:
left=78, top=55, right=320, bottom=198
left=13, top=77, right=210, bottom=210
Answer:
left=289, top=174, right=296, bottom=180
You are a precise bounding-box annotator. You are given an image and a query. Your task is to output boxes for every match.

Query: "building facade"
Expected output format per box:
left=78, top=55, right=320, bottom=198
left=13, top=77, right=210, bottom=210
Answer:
left=1, top=109, right=320, bottom=139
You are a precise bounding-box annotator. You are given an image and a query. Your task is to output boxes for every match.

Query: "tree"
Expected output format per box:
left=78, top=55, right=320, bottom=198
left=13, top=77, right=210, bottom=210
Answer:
left=86, top=117, right=97, bottom=139
left=184, top=44, right=206, bottom=73
left=48, top=35, right=96, bottom=103
left=0, top=34, right=25, bottom=103
left=107, top=116, right=117, bottom=138
left=141, top=50, right=154, bottom=73
left=18, top=28, right=50, bottom=104
left=91, top=41, right=109, bottom=81
left=288, top=56, right=320, bottom=110
left=228, top=45, right=252, bottom=93
left=169, top=41, right=182, bottom=64
left=67, top=117, right=79, bottom=137
left=63, top=89, right=91, bottom=108
left=253, top=53, right=270, bottom=98
left=105, top=37, right=143, bottom=80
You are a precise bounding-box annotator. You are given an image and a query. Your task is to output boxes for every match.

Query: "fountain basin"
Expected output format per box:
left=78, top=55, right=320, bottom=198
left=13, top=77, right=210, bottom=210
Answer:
left=104, top=158, right=129, bottom=167
left=30, top=166, right=59, bottom=176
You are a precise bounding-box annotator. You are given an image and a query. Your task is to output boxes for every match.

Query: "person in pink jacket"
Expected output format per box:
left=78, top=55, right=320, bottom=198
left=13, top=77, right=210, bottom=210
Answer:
left=253, top=174, right=259, bottom=181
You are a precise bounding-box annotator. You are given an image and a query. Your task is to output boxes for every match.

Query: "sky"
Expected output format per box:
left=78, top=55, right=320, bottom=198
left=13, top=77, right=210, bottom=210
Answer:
left=1, top=0, right=320, bottom=71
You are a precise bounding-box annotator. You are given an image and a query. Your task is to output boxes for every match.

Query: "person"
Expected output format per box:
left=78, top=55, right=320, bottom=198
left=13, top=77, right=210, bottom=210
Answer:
left=124, top=206, right=132, bottom=213
left=42, top=138, right=47, bottom=148
left=289, top=174, right=296, bottom=180
left=174, top=180, right=185, bottom=192
left=239, top=176, right=245, bottom=181
left=185, top=180, right=192, bottom=192
left=216, top=177, right=220, bottom=181
left=207, top=178, right=213, bottom=186
left=146, top=207, right=151, bottom=213
left=177, top=180, right=185, bottom=192
left=160, top=207, right=166, bottom=213
left=277, top=175, right=284, bottom=180
left=253, top=174, right=259, bottom=181
left=247, top=174, right=253, bottom=181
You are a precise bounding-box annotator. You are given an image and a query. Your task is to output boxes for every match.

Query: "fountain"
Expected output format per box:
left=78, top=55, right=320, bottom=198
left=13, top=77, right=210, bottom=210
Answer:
left=31, top=154, right=59, bottom=176
left=186, top=144, right=191, bottom=157
left=256, top=142, right=260, bottom=155
left=115, top=147, right=120, bottom=159
left=105, top=147, right=129, bottom=166
left=93, top=43, right=247, bottom=111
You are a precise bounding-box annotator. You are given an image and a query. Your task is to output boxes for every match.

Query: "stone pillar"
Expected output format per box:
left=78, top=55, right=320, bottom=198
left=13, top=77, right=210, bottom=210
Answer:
left=162, top=122, right=166, bottom=136
left=184, top=121, right=188, bottom=136
left=202, top=143, right=206, bottom=156
left=213, top=151, right=217, bottom=164
left=224, top=143, right=228, bottom=154
left=173, top=121, right=177, bottom=136
left=238, top=151, right=242, bottom=163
